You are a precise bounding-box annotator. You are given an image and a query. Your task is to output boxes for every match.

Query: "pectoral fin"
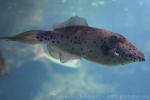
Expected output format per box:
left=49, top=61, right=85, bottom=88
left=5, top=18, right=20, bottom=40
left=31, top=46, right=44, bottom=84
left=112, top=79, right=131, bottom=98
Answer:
left=47, top=44, right=81, bottom=63
left=47, top=44, right=60, bottom=59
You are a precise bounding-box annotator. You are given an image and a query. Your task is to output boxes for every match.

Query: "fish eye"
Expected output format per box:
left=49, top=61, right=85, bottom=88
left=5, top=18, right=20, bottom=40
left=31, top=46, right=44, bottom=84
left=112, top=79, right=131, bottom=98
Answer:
left=110, top=36, right=118, bottom=43
left=110, top=35, right=126, bottom=44
left=109, top=36, right=118, bottom=48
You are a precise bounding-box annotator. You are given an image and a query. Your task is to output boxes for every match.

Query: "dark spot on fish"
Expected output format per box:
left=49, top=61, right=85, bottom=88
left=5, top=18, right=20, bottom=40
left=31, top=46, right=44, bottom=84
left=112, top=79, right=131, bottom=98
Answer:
left=134, top=52, right=136, bottom=55
left=44, top=38, right=48, bottom=40
left=36, top=36, right=40, bottom=39
left=71, top=48, right=75, bottom=50
left=70, top=39, right=73, bottom=43
left=100, top=39, right=104, bottom=43
left=78, top=39, right=81, bottom=43
left=128, top=54, right=132, bottom=57
left=40, top=35, right=44, bottom=39
left=56, top=41, right=60, bottom=44
left=74, top=36, right=78, bottom=39
left=49, top=35, right=53, bottom=39
left=60, top=34, right=64, bottom=38
left=52, top=41, right=55, bottom=43
left=103, top=41, right=106, bottom=45
left=101, top=45, right=110, bottom=55
left=44, top=33, right=48, bottom=36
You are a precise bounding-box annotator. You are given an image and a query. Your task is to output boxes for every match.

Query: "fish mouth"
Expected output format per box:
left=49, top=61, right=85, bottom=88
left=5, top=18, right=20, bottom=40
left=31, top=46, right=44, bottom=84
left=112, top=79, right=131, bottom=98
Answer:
left=126, top=51, right=145, bottom=62
left=135, top=51, right=145, bottom=62
left=135, top=56, right=145, bottom=62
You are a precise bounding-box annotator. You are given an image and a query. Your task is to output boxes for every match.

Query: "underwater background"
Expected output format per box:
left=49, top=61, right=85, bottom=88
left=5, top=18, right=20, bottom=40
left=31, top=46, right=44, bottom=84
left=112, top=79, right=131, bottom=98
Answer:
left=0, top=0, right=150, bottom=100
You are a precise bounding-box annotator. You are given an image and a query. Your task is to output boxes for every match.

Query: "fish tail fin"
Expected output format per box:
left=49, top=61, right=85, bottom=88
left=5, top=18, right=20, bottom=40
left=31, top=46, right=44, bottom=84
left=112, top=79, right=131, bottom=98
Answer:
left=0, top=30, right=47, bottom=44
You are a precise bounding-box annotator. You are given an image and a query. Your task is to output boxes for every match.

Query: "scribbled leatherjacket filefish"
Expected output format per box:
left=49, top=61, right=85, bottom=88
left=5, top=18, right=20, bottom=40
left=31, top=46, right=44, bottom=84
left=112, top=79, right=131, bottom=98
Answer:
left=0, top=16, right=145, bottom=66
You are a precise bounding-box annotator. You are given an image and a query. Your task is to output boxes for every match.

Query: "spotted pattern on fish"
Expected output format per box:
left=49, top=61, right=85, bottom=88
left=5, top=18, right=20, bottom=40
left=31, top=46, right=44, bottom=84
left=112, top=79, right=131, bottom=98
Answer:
left=47, top=25, right=144, bottom=65
left=0, top=16, right=145, bottom=66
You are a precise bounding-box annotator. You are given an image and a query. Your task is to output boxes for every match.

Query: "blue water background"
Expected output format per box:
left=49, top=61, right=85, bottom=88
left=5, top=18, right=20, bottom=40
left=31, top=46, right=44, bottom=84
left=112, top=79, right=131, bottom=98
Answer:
left=0, top=0, right=150, bottom=100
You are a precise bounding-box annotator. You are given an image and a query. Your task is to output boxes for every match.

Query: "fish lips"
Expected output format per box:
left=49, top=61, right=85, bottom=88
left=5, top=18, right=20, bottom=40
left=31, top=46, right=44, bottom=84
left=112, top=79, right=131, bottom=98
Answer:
left=134, top=51, right=145, bottom=62
left=124, top=51, right=145, bottom=62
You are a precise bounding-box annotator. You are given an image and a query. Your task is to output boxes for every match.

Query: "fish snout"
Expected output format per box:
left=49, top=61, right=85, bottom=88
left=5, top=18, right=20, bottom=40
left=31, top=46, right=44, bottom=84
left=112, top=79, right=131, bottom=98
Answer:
left=125, top=49, right=145, bottom=62
left=128, top=50, right=145, bottom=62
left=135, top=51, right=145, bottom=62
left=124, top=42, right=145, bottom=62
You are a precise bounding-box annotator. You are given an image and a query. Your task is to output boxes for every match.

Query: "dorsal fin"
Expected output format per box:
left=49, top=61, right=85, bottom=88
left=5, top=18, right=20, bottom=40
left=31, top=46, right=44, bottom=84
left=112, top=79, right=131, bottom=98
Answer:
left=53, top=16, right=88, bottom=29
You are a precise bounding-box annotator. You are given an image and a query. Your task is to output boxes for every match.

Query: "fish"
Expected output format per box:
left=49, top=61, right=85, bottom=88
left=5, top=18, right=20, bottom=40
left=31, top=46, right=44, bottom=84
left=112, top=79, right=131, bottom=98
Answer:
left=0, top=16, right=145, bottom=66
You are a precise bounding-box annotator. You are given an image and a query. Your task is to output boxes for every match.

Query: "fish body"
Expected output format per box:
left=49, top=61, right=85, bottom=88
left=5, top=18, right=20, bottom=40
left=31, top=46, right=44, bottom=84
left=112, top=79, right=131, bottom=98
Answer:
left=0, top=16, right=145, bottom=66
left=36, top=25, right=145, bottom=65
